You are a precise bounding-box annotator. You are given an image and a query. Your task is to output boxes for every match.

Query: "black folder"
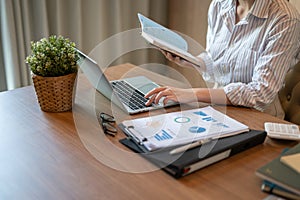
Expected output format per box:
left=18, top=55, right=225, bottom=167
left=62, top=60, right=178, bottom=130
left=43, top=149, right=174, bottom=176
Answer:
left=119, top=128, right=266, bottom=178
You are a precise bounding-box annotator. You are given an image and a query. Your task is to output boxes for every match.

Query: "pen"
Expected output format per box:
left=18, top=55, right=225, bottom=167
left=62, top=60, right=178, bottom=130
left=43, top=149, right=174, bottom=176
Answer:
left=169, top=138, right=213, bottom=155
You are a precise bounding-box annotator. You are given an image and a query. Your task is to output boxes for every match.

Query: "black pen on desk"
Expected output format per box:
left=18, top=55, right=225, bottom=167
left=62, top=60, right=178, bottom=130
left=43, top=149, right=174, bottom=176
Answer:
left=169, top=138, right=212, bottom=155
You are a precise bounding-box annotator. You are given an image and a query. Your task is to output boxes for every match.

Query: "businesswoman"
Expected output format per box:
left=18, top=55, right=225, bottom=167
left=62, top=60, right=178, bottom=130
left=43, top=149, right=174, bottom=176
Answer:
left=145, top=0, right=300, bottom=118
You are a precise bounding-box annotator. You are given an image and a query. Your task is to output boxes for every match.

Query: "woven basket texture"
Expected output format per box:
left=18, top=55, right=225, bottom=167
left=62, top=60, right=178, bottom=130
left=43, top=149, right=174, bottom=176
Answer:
left=32, top=72, right=77, bottom=112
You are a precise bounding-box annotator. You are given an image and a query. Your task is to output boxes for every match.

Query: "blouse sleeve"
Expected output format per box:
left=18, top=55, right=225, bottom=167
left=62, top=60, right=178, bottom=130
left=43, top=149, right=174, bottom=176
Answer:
left=224, top=17, right=300, bottom=111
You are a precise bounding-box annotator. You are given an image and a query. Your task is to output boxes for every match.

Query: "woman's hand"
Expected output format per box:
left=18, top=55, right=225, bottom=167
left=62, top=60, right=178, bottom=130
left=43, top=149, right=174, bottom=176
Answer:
left=160, top=49, right=200, bottom=69
left=144, top=86, right=197, bottom=106
left=144, top=86, right=230, bottom=106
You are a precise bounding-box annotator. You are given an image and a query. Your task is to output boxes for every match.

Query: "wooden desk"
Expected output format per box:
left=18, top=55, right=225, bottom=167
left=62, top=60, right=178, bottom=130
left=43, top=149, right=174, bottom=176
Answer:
left=0, top=63, right=297, bottom=200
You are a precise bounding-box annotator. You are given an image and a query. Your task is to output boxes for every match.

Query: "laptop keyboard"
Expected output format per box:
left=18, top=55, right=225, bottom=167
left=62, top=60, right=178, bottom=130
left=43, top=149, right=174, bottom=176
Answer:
left=111, top=80, right=153, bottom=110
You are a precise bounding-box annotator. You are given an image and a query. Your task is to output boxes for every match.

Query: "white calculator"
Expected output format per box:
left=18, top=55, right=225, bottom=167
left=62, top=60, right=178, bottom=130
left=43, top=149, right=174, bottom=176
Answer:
left=264, top=122, right=300, bottom=140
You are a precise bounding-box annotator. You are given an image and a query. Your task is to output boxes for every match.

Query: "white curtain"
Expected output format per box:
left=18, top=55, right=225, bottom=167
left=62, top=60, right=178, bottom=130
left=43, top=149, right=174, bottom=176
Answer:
left=0, top=0, right=168, bottom=91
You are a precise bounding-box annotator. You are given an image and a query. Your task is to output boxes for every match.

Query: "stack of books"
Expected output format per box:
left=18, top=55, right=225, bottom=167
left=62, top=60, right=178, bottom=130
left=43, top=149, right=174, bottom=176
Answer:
left=256, top=143, right=300, bottom=199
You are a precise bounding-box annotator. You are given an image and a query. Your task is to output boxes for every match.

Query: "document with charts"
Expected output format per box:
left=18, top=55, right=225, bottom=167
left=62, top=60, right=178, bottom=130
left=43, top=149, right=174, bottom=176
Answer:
left=138, top=13, right=204, bottom=68
left=120, top=106, right=249, bottom=151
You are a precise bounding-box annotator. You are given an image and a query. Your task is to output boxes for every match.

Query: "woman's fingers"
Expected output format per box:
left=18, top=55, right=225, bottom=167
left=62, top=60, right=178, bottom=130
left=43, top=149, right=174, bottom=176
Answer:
left=163, top=97, right=169, bottom=105
left=154, top=88, right=176, bottom=104
left=166, top=52, right=176, bottom=61
left=159, top=48, right=202, bottom=69
left=145, top=87, right=179, bottom=105
left=145, top=87, right=167, bottom=105
left=145, top=93, right=156, bottom=106
left=145, top=87, right=166, bottom=98
left=159, top=49, right=168, bottom=57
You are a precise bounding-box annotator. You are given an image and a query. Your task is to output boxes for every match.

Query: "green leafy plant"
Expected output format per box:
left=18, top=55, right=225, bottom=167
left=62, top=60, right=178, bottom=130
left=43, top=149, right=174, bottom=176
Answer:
left=25, top=35, right=80, bottom=77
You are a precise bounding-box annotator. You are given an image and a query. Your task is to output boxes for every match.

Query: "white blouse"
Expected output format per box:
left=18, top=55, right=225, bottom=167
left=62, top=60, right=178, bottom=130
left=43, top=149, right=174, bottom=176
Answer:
left=200, top=0, right=300, bottom=112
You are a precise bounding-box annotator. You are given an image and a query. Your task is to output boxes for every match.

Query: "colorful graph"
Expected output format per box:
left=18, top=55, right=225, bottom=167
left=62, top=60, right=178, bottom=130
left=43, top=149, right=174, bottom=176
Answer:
left=193, top=111, right=207, bottom=116
left=189, top=126, right=206, bottom=134
left=202, top=117, right=217, bottom=122
left=174, top=117, right=190, bottom=123
left=154, top=130, right=173, bottom=141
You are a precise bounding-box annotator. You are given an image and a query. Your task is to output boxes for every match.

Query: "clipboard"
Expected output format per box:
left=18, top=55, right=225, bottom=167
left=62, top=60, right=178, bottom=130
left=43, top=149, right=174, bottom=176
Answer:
left=120, top=124, right=150, bottom=153
left=119, top=128, right=267, bottom=178
left=119, top=106, right=249, bottom=152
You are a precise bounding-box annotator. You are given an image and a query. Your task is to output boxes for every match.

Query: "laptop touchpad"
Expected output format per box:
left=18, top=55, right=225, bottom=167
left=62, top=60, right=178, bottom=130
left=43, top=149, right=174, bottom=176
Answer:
left=138, top=82, right=159, bottom=94
left=124, top=76, right=159, bottom=95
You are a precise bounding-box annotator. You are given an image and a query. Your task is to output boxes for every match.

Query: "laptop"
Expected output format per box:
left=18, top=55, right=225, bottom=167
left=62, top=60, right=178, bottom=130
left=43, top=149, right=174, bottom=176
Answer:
left=76, top=49, right=177, bottom=114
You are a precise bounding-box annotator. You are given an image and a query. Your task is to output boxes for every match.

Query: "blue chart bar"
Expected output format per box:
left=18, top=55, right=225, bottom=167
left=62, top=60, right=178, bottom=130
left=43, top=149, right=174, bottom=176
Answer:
left=202, top=117, right=217, bottom=122
left=193, top=111, right=207, bottom=116
left=154, top=130, right=173, bottom=141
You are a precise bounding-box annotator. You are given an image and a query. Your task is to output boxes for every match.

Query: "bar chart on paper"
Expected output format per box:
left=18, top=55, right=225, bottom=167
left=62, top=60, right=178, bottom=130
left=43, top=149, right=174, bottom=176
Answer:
left=120, top=106, right=249, bottom=151
left=154, top=130, right=173, bottom=141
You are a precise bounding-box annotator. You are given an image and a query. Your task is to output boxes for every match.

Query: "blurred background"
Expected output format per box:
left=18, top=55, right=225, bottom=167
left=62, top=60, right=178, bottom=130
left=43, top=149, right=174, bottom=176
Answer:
left=0, top=0, right=299, bottom=92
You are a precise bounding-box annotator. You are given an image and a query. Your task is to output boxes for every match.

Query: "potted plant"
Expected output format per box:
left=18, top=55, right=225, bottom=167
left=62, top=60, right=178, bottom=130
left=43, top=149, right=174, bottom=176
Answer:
left=25, top=35, right=80, bottom=112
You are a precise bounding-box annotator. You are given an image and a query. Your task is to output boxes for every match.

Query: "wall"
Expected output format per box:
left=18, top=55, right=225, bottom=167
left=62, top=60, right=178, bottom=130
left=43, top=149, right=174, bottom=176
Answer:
left=290, top=0, right=300, bottom=12
left=167, top=0, right=211, bottom=87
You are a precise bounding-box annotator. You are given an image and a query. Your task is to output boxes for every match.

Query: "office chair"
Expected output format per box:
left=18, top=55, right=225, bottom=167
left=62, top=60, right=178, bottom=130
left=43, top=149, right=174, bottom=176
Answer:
left=279, top=60, right=300, bottom=125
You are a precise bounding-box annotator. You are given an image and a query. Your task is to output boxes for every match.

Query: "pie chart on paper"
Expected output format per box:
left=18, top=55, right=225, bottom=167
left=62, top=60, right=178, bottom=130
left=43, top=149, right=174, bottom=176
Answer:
left=189, top=126, right=206, bottom=134
left=174, top=117, right=190, bottom=123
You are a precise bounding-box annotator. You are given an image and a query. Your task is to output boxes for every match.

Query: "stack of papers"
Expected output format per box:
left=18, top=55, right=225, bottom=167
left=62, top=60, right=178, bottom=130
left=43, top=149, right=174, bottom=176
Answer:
left=121, top=106, right=249, bottom=151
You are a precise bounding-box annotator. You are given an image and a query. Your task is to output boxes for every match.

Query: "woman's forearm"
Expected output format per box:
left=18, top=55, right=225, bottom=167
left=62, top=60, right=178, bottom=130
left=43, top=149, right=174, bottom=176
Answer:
left=194, top=88, right=231, bottom=105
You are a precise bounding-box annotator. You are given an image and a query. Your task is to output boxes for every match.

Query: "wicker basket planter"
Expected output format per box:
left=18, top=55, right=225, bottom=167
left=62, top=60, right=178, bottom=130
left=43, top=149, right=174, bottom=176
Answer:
left=32, top=72, right=77, bottom=112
